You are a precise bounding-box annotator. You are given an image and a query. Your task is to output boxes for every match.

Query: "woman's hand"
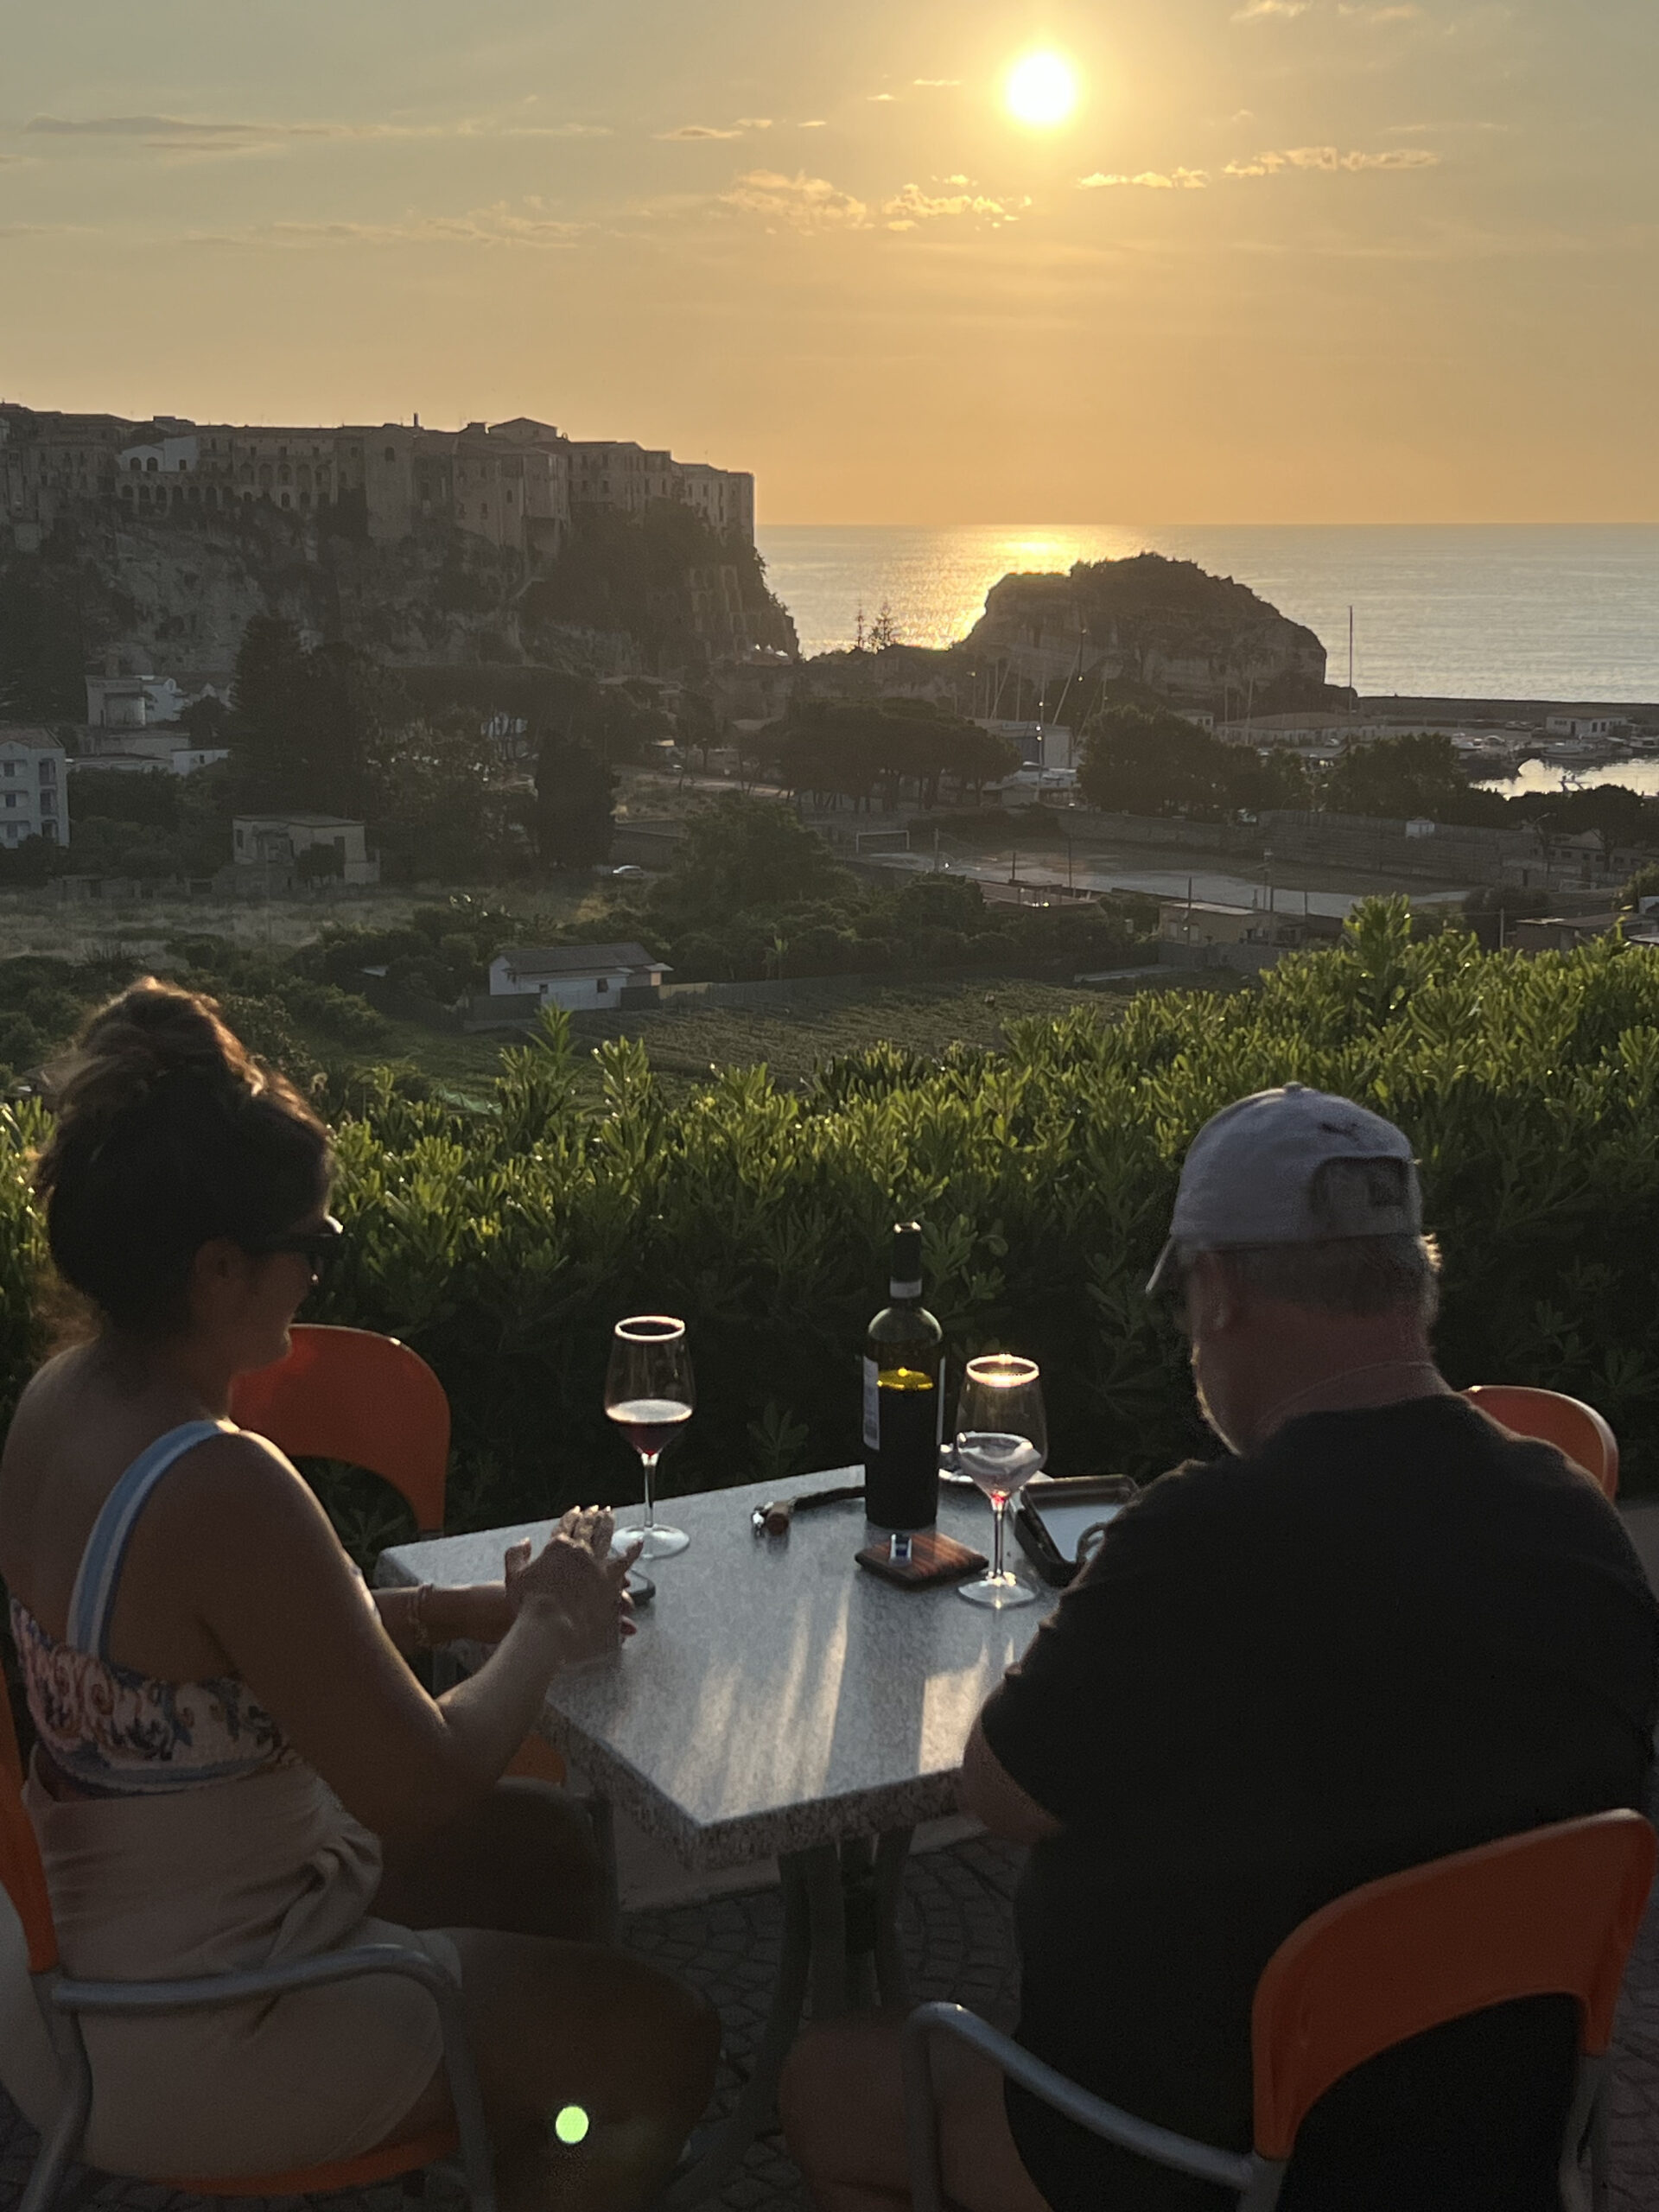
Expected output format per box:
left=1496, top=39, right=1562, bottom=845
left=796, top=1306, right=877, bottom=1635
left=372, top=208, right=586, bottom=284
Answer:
left=503, top=1508, right=642, bottom=1663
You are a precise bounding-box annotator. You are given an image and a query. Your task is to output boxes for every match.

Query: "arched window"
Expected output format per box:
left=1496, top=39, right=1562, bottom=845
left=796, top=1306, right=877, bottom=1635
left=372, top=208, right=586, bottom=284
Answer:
left=280, top=492, right=291, bottom=509
left=384, top=446, right=396, bottom=462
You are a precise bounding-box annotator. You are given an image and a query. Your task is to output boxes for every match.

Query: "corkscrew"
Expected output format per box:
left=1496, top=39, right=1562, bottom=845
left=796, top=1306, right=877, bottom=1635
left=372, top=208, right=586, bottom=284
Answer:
left=751, top=1483, right=865, bottom=1536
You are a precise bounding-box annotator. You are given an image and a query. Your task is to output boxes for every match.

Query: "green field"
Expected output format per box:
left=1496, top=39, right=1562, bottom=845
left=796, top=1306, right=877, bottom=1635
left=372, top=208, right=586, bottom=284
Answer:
left=359, top=970, right=1214, bottom=1107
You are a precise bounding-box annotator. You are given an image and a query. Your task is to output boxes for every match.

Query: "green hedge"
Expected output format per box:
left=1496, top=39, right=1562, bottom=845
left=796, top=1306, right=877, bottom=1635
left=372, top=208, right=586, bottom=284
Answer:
left=4, top=901, right=1658, bottom=1542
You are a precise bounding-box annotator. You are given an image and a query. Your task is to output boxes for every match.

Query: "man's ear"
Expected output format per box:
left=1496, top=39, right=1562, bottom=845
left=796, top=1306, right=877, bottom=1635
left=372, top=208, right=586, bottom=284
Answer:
left=1186, top=1249, right=1239, bottom=1334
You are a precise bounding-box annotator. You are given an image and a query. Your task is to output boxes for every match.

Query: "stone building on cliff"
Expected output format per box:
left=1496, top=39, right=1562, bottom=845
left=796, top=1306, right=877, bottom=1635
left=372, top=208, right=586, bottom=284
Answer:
left=0, top=404, right=755, bottom=561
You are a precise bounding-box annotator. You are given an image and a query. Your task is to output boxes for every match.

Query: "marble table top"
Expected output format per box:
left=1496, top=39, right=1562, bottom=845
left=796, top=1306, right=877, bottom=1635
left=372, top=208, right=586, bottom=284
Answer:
left=378, top=1468, right=1058, bottom=1871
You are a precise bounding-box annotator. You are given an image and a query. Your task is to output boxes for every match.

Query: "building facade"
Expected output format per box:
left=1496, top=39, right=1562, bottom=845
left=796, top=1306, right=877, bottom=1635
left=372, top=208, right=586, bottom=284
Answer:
left=487, top=941, right=670, bottom=1010
left=1, top=404, right=755, bottom=552
left=232, top=813, right=378, bottom=886
left=0, top=730, right=68, bottom=849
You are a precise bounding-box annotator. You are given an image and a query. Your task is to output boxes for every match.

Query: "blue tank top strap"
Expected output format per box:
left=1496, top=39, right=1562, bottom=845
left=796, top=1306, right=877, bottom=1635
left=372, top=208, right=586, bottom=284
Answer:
left=66, top=1420, right=238, bottom=1659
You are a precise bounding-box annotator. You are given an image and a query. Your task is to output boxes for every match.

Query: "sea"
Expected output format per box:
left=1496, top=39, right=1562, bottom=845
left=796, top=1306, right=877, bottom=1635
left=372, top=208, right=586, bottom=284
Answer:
left=756, top=524, right=1659, bottom=709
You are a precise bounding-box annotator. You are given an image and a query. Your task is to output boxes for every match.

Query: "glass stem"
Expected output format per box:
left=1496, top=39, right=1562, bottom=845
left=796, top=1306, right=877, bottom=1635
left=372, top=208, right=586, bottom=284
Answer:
left=991, top=1494, right=1007, bottom=1580
left=640, top=1452, right=659, bottom=1531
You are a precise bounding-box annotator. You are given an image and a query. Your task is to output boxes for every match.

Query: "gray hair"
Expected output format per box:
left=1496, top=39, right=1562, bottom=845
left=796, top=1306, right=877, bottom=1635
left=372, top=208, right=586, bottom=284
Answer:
left=1180, top=1160, right=1442, bottom=1322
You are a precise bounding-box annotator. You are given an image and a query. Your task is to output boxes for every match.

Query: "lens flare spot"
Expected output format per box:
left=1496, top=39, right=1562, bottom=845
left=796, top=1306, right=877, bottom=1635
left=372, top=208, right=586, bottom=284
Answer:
left=1005, top=52, right=1078, bottom=130
left=554, top=2104, right=591, bottom=2145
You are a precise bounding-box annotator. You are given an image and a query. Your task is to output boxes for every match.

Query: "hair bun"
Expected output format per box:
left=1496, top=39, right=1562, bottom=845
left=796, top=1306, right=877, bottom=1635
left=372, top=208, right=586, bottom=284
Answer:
left=34, top=977, right=332, bottom=1338
left=49, top=977, right=256, bottom=1137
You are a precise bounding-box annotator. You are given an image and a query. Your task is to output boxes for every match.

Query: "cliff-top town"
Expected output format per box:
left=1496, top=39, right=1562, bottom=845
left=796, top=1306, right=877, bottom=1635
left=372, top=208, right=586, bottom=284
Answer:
left=0, top=403, right=754, bottom=558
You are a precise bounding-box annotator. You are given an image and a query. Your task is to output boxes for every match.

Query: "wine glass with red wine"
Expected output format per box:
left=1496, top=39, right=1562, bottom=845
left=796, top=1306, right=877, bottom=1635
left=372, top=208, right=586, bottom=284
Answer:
left=605, top=1315, right=695, bottom=1560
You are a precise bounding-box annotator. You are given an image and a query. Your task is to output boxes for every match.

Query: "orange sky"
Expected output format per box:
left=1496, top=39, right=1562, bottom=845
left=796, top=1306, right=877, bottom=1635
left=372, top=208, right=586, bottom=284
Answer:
left=3, top=0, right=1654, bottom=523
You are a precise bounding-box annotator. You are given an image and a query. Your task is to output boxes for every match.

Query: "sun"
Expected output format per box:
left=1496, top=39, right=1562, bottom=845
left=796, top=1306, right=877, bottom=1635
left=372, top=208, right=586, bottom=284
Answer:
left=1005, top=51, right=1078, bottom=130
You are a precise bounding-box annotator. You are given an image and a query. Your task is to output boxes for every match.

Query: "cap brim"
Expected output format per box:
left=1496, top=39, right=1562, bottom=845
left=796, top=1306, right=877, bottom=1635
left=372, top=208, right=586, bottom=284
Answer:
left=1145, top=1237, right=1179, bottom=1296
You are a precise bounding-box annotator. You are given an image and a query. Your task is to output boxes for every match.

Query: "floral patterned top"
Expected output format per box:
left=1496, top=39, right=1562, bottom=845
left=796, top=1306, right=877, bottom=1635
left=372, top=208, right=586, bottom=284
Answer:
left=10, top=1595, right=295, bottom=1796
left=12, top=1419, right=296, bottom=1797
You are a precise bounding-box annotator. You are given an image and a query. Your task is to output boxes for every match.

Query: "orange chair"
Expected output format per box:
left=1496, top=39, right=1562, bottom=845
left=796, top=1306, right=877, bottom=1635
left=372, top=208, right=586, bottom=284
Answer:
left=1463, top=1384, right=1621, bottom=1501
left=905, top=1810, right=1656, bottom=2211
left=231, top=1325, right=570, bottom=1792
left=0, top=1692, right=497, bottom=2212
left=231, top=1324, right=451, bottom=1535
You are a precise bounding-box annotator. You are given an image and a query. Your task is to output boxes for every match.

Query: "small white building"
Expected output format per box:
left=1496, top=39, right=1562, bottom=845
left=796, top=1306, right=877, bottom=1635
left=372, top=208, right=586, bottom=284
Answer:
left=232, top=813, right=378, bottom=886
left=0, top=728, right=68, bottom=849
left=1545, top=715, right=1618, bottom=741
left=488, top=942, right=670, bottom=1010
left=85, top=673, right=195, bottom=728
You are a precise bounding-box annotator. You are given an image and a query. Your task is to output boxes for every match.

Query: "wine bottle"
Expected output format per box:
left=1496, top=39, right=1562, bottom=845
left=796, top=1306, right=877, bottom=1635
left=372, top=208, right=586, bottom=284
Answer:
left=863, top=1220, right=944, bottom=1536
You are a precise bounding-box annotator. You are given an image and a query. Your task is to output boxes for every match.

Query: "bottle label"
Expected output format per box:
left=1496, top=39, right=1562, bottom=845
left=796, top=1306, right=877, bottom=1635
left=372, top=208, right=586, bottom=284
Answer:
left=889, top=1277, right=922, bottom=1300
left=862, top=1357, right=880, bottom=1452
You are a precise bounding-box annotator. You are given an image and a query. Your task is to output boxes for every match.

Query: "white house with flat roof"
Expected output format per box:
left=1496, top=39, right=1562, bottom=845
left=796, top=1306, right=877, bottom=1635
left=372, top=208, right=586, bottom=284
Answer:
left=0, top=729, right=67, bottom=849
left=488, top=942, right=670, bottom=1010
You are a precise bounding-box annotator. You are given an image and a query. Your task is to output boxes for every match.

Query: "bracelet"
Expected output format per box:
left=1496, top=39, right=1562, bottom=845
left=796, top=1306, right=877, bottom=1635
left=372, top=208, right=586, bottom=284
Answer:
left=408, top=1582, right=436, bottom=1651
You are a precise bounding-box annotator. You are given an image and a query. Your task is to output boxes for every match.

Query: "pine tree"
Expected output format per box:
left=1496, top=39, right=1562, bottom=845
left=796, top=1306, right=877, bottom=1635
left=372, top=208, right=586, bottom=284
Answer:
left=534, top=732, right=617, bottom=868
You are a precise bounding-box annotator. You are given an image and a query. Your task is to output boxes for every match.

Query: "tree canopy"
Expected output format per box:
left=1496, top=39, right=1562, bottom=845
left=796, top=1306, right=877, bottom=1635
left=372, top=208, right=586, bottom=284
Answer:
left=759, top=697, right=1018, bottom=812
left=533, top=732, right=616, bottom=869
left=1077, top=705, right=1309, bottom=821
left=1320, top=733, right=1510, bottom=827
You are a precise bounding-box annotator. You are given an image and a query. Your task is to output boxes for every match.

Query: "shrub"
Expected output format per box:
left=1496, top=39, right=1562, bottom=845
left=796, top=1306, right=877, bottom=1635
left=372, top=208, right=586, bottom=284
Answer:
left=3, top=903, right=1658, bottom=1523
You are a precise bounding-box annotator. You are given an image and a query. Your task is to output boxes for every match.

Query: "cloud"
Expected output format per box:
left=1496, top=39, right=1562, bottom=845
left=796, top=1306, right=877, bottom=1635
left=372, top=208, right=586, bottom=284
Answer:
left=1231, top=0, right=1311, bottom=18
left=720, top=168, right=871, bottom=230
left=881, top=182, right=1020, bottom=228
left=799, top=120, right=829, bottom=129
left=209, top=199, right=589, bottom=249
left=1338, top=2, right=1425, bottom=17
left=1224, top=144, right=1441, bottom=175
left=913, top=79, right=963, bottom=87
left=657, top=123, right=745, bottom=141
left=1077, top=168, right=1210, bottom=190
left=736, top=118, right=773, bottom=130
left=868, top=93, right=897, bottom=103
left=22, top=111, right=612, bottom=155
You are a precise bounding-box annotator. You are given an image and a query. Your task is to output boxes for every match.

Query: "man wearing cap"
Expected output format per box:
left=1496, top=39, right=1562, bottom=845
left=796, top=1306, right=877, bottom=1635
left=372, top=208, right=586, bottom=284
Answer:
left=784, top=1087, right=1658, bottom=2212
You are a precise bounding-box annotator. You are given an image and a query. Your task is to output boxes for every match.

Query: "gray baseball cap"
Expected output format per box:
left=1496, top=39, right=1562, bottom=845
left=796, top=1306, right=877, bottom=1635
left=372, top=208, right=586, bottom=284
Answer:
left=1146, top=1084, right=1421, bottom=1294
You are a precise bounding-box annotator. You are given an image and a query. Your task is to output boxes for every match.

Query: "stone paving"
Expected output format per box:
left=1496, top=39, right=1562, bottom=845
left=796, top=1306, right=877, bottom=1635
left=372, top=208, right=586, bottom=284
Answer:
left=3, top=1819, right=1656, bottom=2210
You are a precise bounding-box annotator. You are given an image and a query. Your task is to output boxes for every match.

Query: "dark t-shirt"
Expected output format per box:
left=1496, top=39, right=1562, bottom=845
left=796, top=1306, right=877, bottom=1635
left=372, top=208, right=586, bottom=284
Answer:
left=979, top=1396, right=1659, bottom=2212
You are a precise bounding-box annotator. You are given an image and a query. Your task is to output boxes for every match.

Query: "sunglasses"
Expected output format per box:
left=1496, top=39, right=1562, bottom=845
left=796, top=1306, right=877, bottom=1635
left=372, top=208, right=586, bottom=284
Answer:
left=242, top=1214, right=346, bottom=1281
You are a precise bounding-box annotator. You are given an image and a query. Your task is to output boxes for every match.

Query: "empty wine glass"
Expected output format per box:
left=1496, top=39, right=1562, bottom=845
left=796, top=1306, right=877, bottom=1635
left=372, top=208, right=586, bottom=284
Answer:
left=605, top=1315, right=695, bottom=1560
left=955, top=1354, right=1046, bottom=1610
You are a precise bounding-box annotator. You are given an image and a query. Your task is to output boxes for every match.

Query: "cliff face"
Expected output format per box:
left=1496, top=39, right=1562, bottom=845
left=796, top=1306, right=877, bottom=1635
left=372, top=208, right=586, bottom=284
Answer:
left=1, top=507, right=795, bottom=711
left=963, top=552, right=1331, bottom=715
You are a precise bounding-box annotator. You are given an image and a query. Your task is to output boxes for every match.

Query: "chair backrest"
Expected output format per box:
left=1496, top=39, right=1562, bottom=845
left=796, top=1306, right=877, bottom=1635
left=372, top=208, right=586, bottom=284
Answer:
left=229, top=1325, right=450, bottom=1535
left=1249, top=1810, right=1656, bottom=2162
left=0, top=1694, right=57, bottom=1974
left=1463, top=1384, right=1619, bottom=1500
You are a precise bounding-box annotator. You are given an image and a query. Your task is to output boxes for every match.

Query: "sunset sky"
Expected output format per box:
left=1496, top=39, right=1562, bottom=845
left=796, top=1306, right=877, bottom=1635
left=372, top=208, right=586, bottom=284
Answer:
left=3, top=1, right=1653, bottom=524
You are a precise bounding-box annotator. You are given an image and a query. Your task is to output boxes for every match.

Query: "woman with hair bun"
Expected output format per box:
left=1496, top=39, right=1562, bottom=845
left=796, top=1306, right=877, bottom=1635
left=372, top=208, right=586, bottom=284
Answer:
left=0, top=979, right=717, bottom=2209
